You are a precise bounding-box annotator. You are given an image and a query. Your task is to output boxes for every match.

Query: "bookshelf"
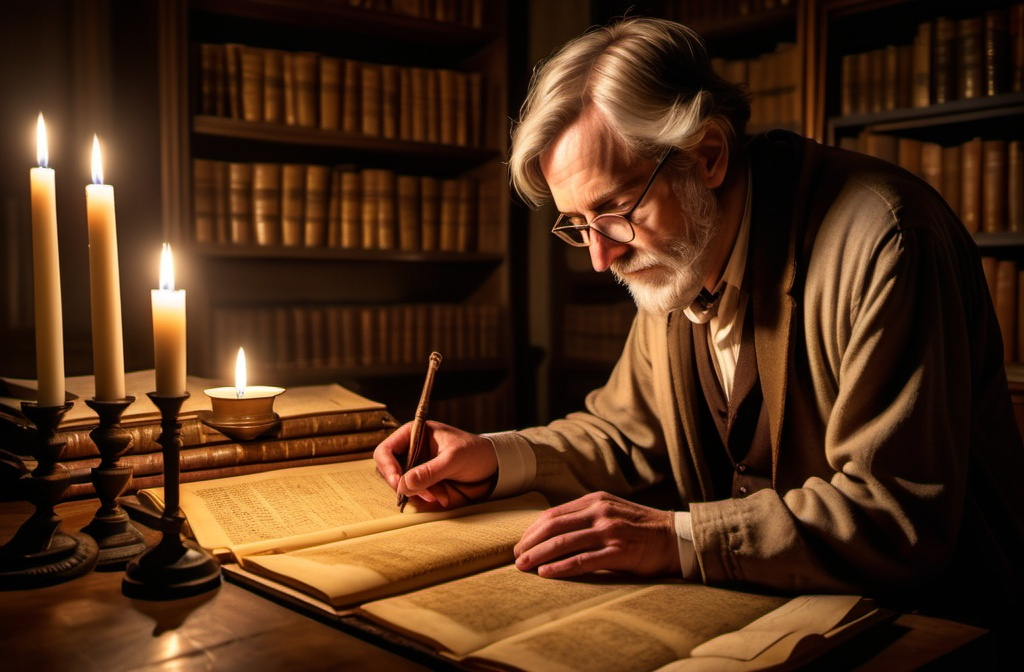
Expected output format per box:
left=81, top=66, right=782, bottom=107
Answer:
left=813, top=0, right=1024, bottom=385
left=156, top=0, right=515, bottom=430
left=683, top=0, right=807, bottom=136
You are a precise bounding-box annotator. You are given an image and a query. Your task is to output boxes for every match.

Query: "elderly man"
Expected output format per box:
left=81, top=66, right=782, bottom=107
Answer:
left=375, top=17, right=1024, bottom=632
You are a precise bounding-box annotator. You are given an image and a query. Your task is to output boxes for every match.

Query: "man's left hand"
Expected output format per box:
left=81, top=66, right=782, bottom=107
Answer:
left=513, top=491, right=682, bottom=578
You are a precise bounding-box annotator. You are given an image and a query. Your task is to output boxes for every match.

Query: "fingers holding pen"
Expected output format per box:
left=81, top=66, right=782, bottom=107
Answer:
left=399, top=423, right=498, bottom=500
left=375, top=419, right=500, bottom=508
left=371, top=421, right=441, bottom=499
left=373, top=422, right=413, bottom=490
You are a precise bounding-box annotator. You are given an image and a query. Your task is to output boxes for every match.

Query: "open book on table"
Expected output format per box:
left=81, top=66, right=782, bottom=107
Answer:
left=358, top=564, right=893, bottom=672
left=136, top=458, right=549, bottom=608
left=138, top=457, right=894, bottom=671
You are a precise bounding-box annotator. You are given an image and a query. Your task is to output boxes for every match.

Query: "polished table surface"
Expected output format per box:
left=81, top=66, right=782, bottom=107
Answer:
left=0, top=499, right=433, bottom=672
left=0, top=498, right=999, bottom=671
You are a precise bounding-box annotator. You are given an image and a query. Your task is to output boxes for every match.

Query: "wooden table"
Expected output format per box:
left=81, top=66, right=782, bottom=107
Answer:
left=0, top=499, right=998, bottom=671
left=0, top=499, right=432, bottom=672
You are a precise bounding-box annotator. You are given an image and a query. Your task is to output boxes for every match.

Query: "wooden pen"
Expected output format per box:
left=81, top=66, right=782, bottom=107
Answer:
left=397, top=351, right=442, bottom=511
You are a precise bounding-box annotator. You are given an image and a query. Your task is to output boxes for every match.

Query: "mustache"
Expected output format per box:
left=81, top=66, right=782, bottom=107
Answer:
left=611, top=249, right=661, bottom=276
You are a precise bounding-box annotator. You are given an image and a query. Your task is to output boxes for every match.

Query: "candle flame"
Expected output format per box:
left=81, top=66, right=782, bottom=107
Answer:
left=159, top=243, right=175, bottom=291
left=235, top=347, right=247, bottom=397
left=91, top=135, right=104, bottom=185
left=36, top=113, right=48, bottom=168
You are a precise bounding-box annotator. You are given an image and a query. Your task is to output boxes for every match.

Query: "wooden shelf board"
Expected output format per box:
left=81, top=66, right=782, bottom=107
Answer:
left=190, top=242, right=504, bottom=265
left=973, top=232, right=1024, bottom=249
left=828, top=93, right=1024, bottom=138
left=189, top=0, right=499, bottom=48
left=192, top=116, right=498, bottom=171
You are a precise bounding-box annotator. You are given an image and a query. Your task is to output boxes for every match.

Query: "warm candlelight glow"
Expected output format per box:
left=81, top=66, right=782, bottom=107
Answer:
left=30, top=112, right=64, bottom=406
left=37, top=112, right=48, bottom=167
left=91, top=135, right=103, bottom=185
left=235, top=347, right=247, bottom=397
left=159, top=242, right=175, bottom=290
left=204, top=346, right=283, bottom=426
left=152, top=243, right=186, bottom=396
left=85, top=133, right=126, bottom=401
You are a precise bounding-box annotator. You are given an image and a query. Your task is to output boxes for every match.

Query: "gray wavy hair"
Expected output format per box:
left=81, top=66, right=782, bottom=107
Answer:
left=508, top=17, right=751, bottom=207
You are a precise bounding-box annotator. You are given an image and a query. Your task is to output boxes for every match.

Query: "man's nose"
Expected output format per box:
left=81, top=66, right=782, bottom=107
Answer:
left=588, top=233, right=629, bottom=273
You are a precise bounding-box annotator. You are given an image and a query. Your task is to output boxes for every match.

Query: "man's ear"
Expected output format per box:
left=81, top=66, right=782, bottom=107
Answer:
left=696, top=121, right=729, bottom=190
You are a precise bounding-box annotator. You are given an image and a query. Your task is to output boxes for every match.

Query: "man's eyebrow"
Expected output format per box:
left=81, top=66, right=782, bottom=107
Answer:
left=560, top=178, right=639, bottom=217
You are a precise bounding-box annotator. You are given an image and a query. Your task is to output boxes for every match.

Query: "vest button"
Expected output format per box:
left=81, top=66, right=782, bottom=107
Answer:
left=736, top=463, right=747, bottom=473
left=738, top=485, right=748, bottom=495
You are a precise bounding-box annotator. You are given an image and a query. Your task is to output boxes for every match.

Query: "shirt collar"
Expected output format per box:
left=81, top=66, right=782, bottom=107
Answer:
left=683, top=167, right=752, bottom=324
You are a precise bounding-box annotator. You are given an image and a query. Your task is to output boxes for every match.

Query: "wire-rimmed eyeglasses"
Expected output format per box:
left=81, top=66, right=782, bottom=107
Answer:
left=550, top=146, right=674, bottom=247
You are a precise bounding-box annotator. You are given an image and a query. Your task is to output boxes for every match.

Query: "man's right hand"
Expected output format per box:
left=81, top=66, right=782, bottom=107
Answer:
left=374, top=420, right=499, bottom=509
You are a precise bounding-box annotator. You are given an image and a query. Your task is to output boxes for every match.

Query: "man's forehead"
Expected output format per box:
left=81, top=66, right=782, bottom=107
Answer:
left=541, top=110, right=640, bottom=188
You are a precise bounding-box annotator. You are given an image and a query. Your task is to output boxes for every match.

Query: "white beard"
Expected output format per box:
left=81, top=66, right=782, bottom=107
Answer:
left=611, top=175, right=720, bottom=315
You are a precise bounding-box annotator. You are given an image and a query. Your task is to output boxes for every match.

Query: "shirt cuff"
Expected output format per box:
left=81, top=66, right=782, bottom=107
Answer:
left=674, top=511, right=699, bottom=580
left=482, top=431, right=536, bottom=500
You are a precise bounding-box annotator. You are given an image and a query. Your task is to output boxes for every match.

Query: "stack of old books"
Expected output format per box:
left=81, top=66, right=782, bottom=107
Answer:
left=0, top=369, right=398, bottom=499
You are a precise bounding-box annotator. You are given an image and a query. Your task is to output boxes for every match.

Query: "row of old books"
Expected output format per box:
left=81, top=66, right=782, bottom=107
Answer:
left=211, top=302, right=504, bottom=373
left=344, top=0, right=484, bottom=27
left=982, top=257, right=1024, bottom=365
left=562, top=301, right=636, bottom=365
left=847, top=133, right=1024, bottom=235
left=0, top=370, right=399, bottom=501
left=840, top=5, right=1024, bottom=116
left=712, top=42, right=801, bottom=134
left=196, top=42, right=484, bottom=147
left=193, top=159, right=487, bottom=252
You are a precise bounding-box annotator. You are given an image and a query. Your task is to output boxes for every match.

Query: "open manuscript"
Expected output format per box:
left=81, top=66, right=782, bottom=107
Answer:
left=136, top=458, right=549, bottom=608
left=360, top=565, right=891, bottom=672
left=139, top=458, right=892, bottom=671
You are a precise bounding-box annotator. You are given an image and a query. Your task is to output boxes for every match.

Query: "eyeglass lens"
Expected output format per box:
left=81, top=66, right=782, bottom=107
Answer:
left=557, top=214, right=633, bottom=245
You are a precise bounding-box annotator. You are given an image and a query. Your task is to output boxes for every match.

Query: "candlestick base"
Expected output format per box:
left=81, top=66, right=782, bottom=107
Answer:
left=0, top=402, right=100, bottom=589
left=121, top=514, right=222, bottom=600
left=122, top=392, right=220, bottom=600
left=80, top=396, right=147, bottom=569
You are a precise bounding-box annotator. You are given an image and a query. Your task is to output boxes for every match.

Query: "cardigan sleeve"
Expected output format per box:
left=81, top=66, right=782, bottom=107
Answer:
left=508, top=311, right=679, bottom=505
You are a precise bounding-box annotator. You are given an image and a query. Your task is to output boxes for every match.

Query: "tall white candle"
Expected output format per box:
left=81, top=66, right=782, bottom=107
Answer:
left=152, top=243, right=187, bottom=396
left=30, top=113, right=65, bottom=407
left=86, top=135, right=126, bottom=401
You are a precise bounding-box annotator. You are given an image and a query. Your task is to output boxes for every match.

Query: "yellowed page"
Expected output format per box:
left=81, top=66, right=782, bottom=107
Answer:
left=239, top=493, right=548, bottom=608
left=359, top=565, right=649, bottom=657
left=663, top=595, right=887, bottom=672
left=362, top=569, right=788, bottom=672
left=139, top=458, right=527, bottom=559
left=464, top=583, right=788, bottom=672
left=270, top=382, right=385, bottom=417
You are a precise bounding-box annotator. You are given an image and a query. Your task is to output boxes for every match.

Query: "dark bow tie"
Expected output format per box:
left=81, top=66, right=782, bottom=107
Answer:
left=688, top=287, right=723, bottom=323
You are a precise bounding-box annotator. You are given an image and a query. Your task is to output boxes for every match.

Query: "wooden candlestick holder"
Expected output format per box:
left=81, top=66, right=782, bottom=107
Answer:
left=0, top=401, right=99, bottom=589
left=122, top=392, right=221, bottom=600
left=80, top=396, right=147, bottom=568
